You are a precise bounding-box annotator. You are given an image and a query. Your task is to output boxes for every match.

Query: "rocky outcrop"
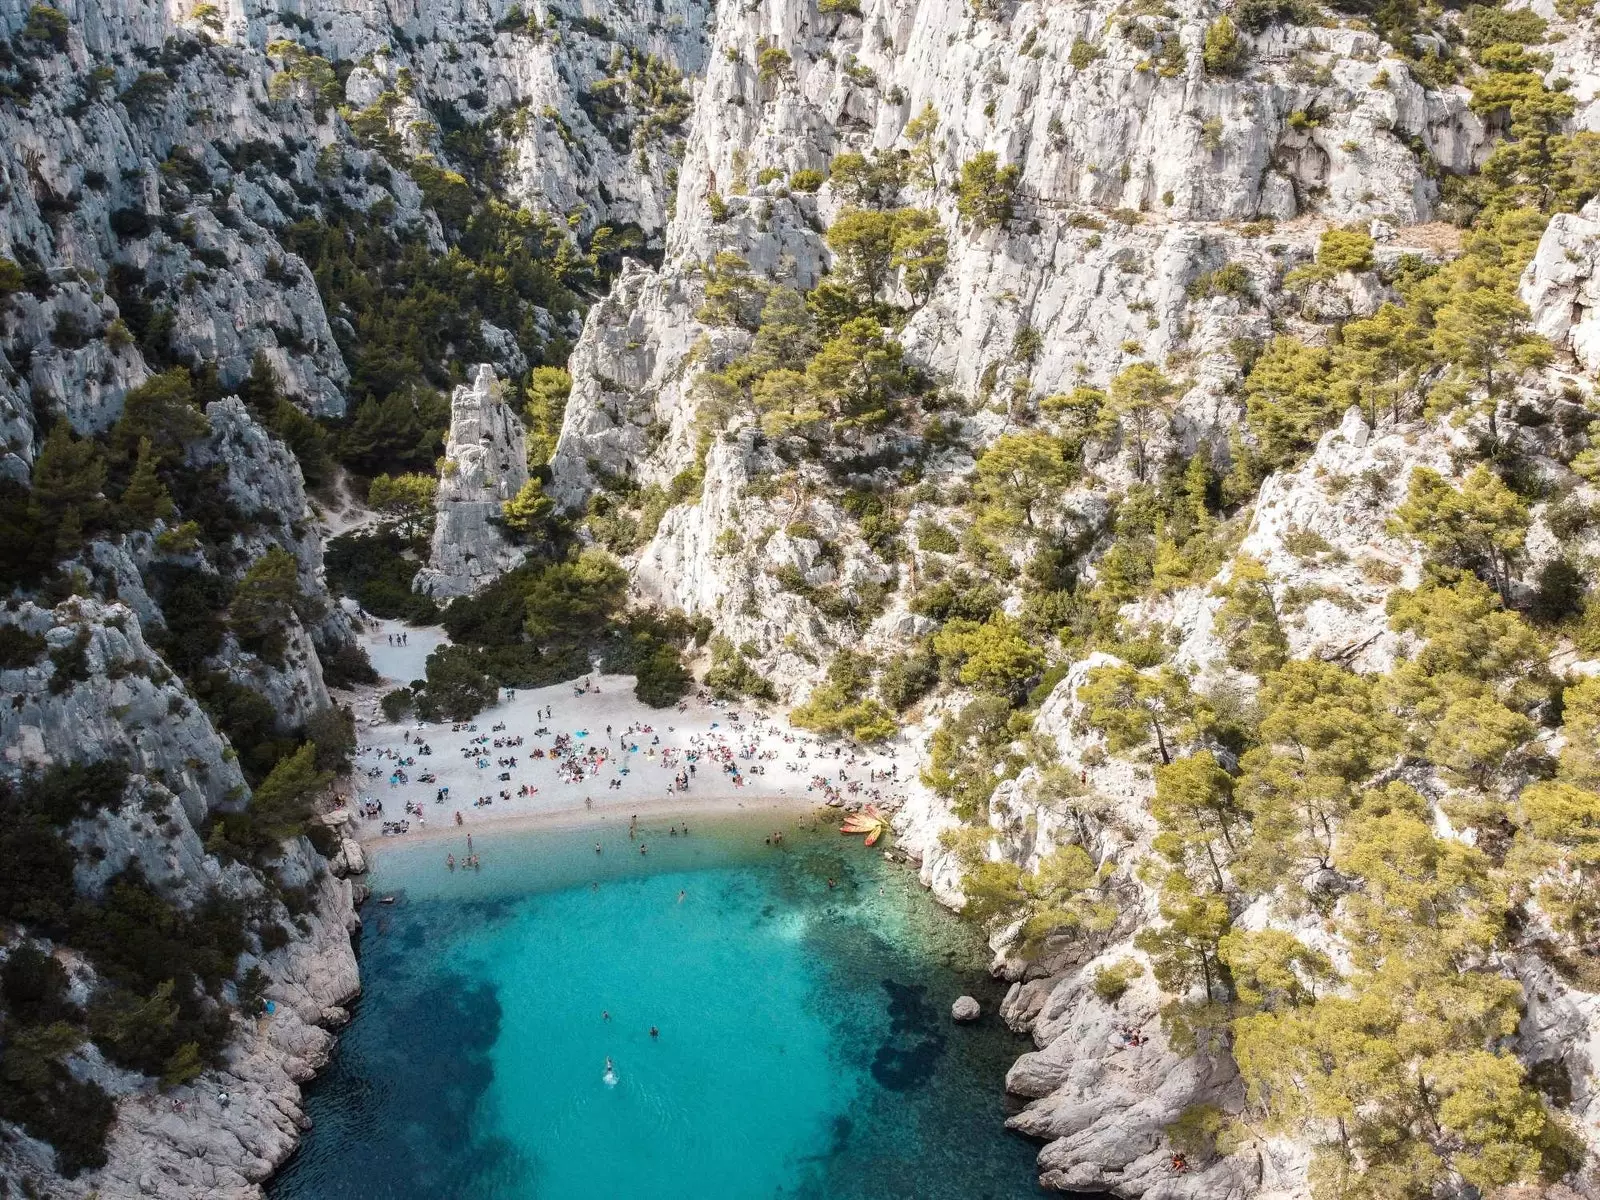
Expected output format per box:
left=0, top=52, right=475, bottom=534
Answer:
left=1523, top=196, right=1600, bottom=378
left=0, top=598, right=248, bottom=825
left=1004, top=955, right=1269, bottom=1198
left=0, top=595, right=361, bottom=1199
left=36, top=840, right=361, bottom=1200
left=1165, top=406, right=1453, bottom=679
left=414, top=364, right=531, bottom=599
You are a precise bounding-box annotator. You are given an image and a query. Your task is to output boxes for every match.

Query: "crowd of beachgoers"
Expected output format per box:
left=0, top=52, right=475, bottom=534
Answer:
left=347, top=620, right=910, bottom=846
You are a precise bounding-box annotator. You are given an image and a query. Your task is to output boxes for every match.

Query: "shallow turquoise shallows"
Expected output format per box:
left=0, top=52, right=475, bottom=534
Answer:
left=270, top=813, right=1046, bottom=1200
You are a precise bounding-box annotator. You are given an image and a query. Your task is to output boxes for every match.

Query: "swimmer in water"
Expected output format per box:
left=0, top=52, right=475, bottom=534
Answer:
left=603, top=1057, right=617, bottom=1086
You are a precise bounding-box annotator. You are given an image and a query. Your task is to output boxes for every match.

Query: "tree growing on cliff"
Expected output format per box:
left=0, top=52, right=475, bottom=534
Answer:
left=1392, top=465, right=1528, bottom=604
left=1152, top=751, right=1242, bottom=893
left=113, top=369, right=209, bottom=466
left=231, top=546, right=312, bottom=661
left=1202, top=15, right=1247, bottom=75
left=825, top=208, right=898, bottom=300
left=972, top=431, right=1074, bottom=531
left=119, top=437, right=176, bottom=525
left=955, top=842, right=1116, bottom=952
left=1078, top=663, right=1202, bottom=765
left=804, top=317, right=910, bottom=425
left=1241, top=336, right=1338, bottom=473
left=1210, top=555, right=1288, bottom=674
left=932, top=615, right=1046, bottom=697
left=956, top=152, right=1020, bottom=230
left=501, top=478, right=553, bottom=539
left=1109, top=363, right=1178, bottom=482
left=889, top=208, right=948, bottom=304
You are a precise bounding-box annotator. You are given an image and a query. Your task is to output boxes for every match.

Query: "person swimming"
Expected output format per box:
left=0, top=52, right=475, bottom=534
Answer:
left=603, top=1057, right=617, bottom=1086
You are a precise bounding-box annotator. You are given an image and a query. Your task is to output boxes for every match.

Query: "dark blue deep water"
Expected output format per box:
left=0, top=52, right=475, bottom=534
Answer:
left=270, top=813, right=1046, bottom=1199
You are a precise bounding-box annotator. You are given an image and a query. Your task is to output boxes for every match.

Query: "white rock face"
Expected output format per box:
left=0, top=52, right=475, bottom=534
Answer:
left=1168, top=407, right=1453, bottom=679
left=50, top=841, right=360, bottom=1200
left=415, top=364, right=531, bottom=599
left=1522, top=196, right=1600, bottom=377
left=951, top=994, right=980, bottom=1022
left=0, top=601, right=360, bottom=1199
left=0, top=599, right=248, bottom=826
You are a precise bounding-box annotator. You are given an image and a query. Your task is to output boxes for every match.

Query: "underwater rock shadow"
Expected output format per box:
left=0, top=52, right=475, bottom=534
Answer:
left=273, top=970, right=533, bottom=1198
left=870, top=978, right=947, bottom=1092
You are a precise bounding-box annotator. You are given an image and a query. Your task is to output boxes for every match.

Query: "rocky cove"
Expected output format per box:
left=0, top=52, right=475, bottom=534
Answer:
left=3, top=0, right=1600, bottom=1193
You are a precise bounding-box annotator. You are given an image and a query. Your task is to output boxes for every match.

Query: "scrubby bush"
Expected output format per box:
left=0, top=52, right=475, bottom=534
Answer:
left=0, top=625, right=47, bottom=668
left=916, top=519, right=961, bottom=554
left=381, top=687, right=416, bottom=722
left=324, top=529, right=441, bottom=624
left=633, top=639, right=692, bottom=707
left=318, top=641, right=379, bottom=689
left=416, top=644, right=500, bottom=720
left=1091, top=958, right=1142, bottom=1002
left=1202, top=15, right=1247, bottom=75
left=879, top=644, right=939, bottom=711
left=22, top=4, right=69, bottom=51
left=704, top=637, right=777, bottom=701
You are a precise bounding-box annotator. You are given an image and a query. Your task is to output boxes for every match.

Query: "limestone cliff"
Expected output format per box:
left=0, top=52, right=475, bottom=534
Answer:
left=414, top=363, right=531, bottom=598
left=537, top=0, right=1600, bottom=1192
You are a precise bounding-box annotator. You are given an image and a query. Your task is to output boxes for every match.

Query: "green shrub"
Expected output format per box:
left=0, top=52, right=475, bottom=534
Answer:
left=0, top=624, right=47, bottom=668
left=0, top=258, right=27, bottom=300
left=0, top=1025, right=115, bottom=1176
left=705, top=638, right=778, bottom=701
left=416, top=644, right=500, bottom=720
left=916, top=519, right=961, bottom=554
left=1069, top=38, right=1102, bottom=69
left=633, top=639, right=692, bottom=707
left=1316, top=227, right=1376, bottom=273
left=1202, top=15, right=1247, bottom=75
left=381, top=687, right=416, bottom=722
left=1092, top=958, right=1141, bottom=1002
left=1188, top=262, right=1252, bottom=300
left=21, top=4, right=69, bottom=51
left=319, top=642, right=379, bottom=688
left=324, top=529, right=441, bottom=624
left=789, top=168, right=825, bottom=192
left=879, top=645, right=939, bottom=710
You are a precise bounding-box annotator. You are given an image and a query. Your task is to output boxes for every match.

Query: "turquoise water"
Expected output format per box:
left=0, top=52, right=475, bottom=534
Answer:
left=270, top=813, right=1047, bottom=1199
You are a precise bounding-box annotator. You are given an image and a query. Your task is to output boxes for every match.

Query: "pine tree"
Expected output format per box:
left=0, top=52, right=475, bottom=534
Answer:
left=120, top=437, right=175, bottom=525
left=1108, top=363, right=1177, bottom=481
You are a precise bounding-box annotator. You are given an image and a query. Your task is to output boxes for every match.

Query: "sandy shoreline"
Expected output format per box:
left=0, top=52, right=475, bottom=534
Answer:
left=341, top=617, right=911, bottom=853
left=357, top=792, right=828, bottom=851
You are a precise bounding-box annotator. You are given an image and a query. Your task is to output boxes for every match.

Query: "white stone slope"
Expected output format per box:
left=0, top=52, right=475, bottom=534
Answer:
left=0, top=600, right=361, bottom=1200
left=545, top=0, right=1501, bottom=692
left=414, top=363, right=531, bottom=598
left=0, top=0, right=708, bottom=484
left=1523, top=195, right=1600, bottom=379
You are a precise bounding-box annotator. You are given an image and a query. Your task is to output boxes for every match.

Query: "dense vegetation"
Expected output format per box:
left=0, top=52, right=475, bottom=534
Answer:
left=4, top=0, right=1600, bottom=1188
left=0, top=759, right=336, bottom=1173
left=902, top=13, right=1600, bottom=1198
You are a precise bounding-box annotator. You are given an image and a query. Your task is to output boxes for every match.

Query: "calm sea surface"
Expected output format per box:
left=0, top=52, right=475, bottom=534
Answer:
left=270, top=812, right=1046, bottom=1199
